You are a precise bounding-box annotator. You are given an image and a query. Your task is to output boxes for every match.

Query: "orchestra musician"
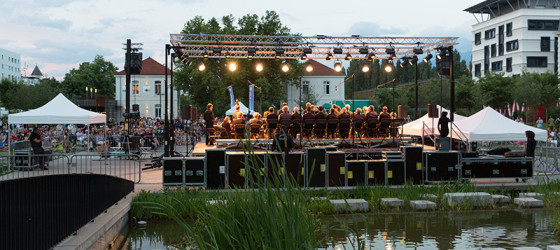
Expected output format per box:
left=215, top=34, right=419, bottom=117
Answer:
left=203, top=103, right=215, bottom=145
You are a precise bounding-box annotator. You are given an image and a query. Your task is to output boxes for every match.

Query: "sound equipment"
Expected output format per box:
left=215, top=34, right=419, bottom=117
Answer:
left=382, top=151, right=402, bottom=160
left=205, top=149, right=226, bottom=189
left=346, top=160, right=367, bottom=186
left=132, top=104, right=139, bottom=112
left=436, top=55, right=450, bottom=76
left=461, top=157, right=533, bottom=179
left=185, top=157, right=205, bottom=186
left=386, top=160, right=405, bottom=185
left=186, top=105, right=192, bottom=120
left=266, top=152, right=284, bottom=186
left=398, top=105, right=407, bottom=119
left=130, top=52, right=143, bottom=74
left=193, top=107, right=198, bottom=120
left=428, top=104, right=438, bottom=118
left=367, top=160, right=386, bottom=185
left=286, top=152, right=305, bottom=187
left=246, top=153, right=266, bottom=187
left=162, top=157, right=184, bottom=188
left=306, top=148, right=327, bottom=187
left=424, top=152, right=461, bottom=182
left=327, top=152, right=346, bottom=187
left=226, top=153, right=246, bottom=188
left=325, top=146, right=338, bottom=152
left=401, top=146, right=423, bottom=184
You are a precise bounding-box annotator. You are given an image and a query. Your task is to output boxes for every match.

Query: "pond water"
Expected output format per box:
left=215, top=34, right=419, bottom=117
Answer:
left=125, top=210, right=560, bottom=249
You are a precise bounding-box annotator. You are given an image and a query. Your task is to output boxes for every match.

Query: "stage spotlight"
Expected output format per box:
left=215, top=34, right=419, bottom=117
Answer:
left=345, top=53, right=352, bottom=61
left=305, top=64, right=313, bottom=72
left=228, top=62, right=237, bottom=71
left=409, top=56, right=418, bottom=65
left=303, top=48, right=313, bottom=54
left=384, top=64, right=393, bottom=73
left=400, top=58, right=409, bottom=68
left=362, top=64, right=370, bottom=73
left=334, top=61, right=342, bottom=72
left=301, top=53, right=308, bottom=60
left=385, top=47, right=395, bottom=55
left=281, top=62, right=290, bottom=72
left=359, top=47, right=369, bottom=54
left=275, top=47, right=285, bottom=55
left=368, top=53, right=376, bottom=61
left=255, top=63, right=264, bottom=72
left=225, top=51, right=231, bottom=60
left=212, top=47, right=221, bottom=54
left=198, top=62, right=206, bottom=71
left=203, top=50, right=209, bottom=60
left=326, top=52, right=333, bottom=60
left=333, top=48, right=343, bottom=54
left=423, top=53, right=433, bottom=62
left=437, top=50, right=446, bottom=60
left=413, top=47, right=423, bottom=55
left=247, top=47, right=256, bottom=60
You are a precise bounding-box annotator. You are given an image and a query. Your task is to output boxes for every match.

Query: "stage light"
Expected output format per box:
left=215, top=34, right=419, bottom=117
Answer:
left=225, top=51, right=231, bottom=60
left=326, top=52, right=333, bottom=60
left=275, top=47, right=284, bottom=55
left=212, top=47, right=221, bottom=54
left=437, top=50, right=446, bottom=60
left=301, top=53, right=308, bottom=60
left=228, top=62, right=237, bottom=71
left=333, top=48, right=343, bottom=54
left=334, top=61, right=342, bottom=72
left=247, top=47, right=256, bottom=59
left=305, top=64, right=313, bottom=72
left=198, top=62, right=206, bottom=71
left=409, top=56, right=418, bottom=65
left=359, top=47, right=369, bottom=54
left=281, top=62, right=290, bottom=72
left=423, top=53, right=433, bottom=62
left=203, top=50, right=209, bottom=60
left=385, top=47, right=395, bottom=55
left=345, top=53, right=352, bottom=61
left=362, top=64, right=370, bottom=73
left=303, top=48, right=312, bottom=54
left=368, top=53, right=376, bottom=61
left=384, top=64, right=393, bottom=73
left=413, top=47, right=423, bottom=55
left=400, top=58, right=409, bottom=68
left=255, top=63, right=264, bottom=72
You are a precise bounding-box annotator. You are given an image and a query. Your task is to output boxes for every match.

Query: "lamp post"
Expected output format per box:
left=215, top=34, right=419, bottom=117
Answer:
left=415, top=60, right=419, bottom=119
left=85, top=86, right=89, bottom=99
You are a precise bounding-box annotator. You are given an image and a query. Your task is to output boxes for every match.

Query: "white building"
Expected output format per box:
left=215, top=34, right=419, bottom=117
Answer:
left=286, top=59, right=345, bottom=108
left=22, top=65, right=44, bottom=85
left=0, top=48, right=21, bottom=82
left=115, top=57, right=180, bottom=121
left=466, top=0, right=560, bottom=79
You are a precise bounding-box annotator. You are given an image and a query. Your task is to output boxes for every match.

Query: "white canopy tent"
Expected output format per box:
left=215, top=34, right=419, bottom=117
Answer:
left=8, top=93, right=107, bottom=155
left=225, top=101, right=256, bottom=116
left=451, top=107, right=547, bottom=142
left=402, top=105, right=466, bottom=137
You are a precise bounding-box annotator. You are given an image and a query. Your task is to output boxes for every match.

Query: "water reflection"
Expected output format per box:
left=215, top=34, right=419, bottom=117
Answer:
left=126, top=210, right=560, bottom=249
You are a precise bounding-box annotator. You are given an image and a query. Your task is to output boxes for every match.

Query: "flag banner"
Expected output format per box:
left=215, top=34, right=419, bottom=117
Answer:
left=249, top=85, right=254, bottom=111
left=227, top=85, right=235, bottom=108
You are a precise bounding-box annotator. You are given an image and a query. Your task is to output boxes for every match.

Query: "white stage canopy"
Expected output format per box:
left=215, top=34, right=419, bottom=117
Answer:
left=225, top=101, right=256, bottom=116
left=452, top=107, right=547, bottom=142
left=402, top=105, right=466, bottom=137
left=8, top=93, right=106, bottom=125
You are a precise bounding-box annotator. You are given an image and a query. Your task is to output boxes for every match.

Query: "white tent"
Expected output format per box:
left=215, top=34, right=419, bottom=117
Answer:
left=451, top=107, right=547, bottom=142
left=8, top=93, right=106, bottom=125
left=225, top=101, right=256, bottom=116
left=402, top=105, right=466, bottom=137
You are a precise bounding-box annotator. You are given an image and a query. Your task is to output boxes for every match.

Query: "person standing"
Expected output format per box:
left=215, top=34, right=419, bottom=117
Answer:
left=29, top=127, right=47, bottom=170
left=438, top=111, right=450, bottom=138
left=203, top=103, right=215, bottom=145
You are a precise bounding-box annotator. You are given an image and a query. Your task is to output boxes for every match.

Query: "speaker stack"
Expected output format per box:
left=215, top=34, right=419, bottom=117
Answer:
left=398, top=105, right=407, bottom=119
left=427, top=104, right=438, bottom=118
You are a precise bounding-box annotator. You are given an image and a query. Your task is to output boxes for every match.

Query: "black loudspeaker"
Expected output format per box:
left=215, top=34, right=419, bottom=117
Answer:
left=424, top=152, right=460, bottom=182
left=367, top=160, right=386, bottom=185
left=306, top=148, right=326, bottom=187
left=129, top=52, right=143, bottom=74
left=401, top=146, right=423, bottom=184
left=398, top=105, right=407, bottom=119
left=205, top=149, right=226, bottom=189
left=436, top=56, right=450, bottom=76
left=327, top=152, right=346, bottom=187
left=162, top=158, right=183, bottom=187
left=428, top=104, right=438, bottom=118
left=386, top=160, right=405, bottom=185
left=227, top=153, right=246, bottom=188
left=346, top=160, right=367, bottom=186
left=286, top=152, right=305, bottom=187
left=185, top=157, right=205, bottom=186
left=132, top=104, right=139, bottom=112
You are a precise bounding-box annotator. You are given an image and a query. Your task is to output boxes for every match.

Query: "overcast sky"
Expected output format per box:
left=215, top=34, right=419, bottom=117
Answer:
left=0, top=0, right=482, bottom=79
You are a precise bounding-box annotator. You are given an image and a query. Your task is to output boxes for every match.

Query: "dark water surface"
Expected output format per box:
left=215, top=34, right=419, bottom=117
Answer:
left=126, top=210, right=560, bottom=249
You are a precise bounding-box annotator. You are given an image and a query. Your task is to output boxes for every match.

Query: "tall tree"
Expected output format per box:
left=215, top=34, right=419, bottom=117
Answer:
left=477, top=72, right=513, bottom=109
left=62, top=55, right=118, bottom=99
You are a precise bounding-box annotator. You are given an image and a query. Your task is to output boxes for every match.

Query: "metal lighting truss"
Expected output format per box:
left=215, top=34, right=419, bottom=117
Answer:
left=170, top=34, right=459, bottom=60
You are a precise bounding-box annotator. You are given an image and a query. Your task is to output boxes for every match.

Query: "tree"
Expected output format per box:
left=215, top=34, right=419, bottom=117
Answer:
left=0, top=78, right=63, bottom=111
left=477, top=72, right=513, bottom=109
left=62, top=55, right=118, bottom=98
left=455, top=76, right=481, bottom=114
left=174, top=11, right=302, bottom=116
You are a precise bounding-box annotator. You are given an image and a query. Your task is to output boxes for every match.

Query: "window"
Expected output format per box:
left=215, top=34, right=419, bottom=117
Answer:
left=491, top=61, right=503, bottom=71
left=474, top=33, right=481, bottom=45
left=541, top=37, right=551, bottom=52
left=506, top=22, right=512, bottom=36
left=484, top=46, right=489, bottom=72
left=155, top=81, right=162, bottom=95
left=527, top=56, right=548, bottom=67
left=155, top=104, right=161, bottom=118
left=132, top=80, right=139, bottom=94
left=302, top=81, right=309, bottom=95
left=506, top=58, right=512, bottom=72
left=485, top=28, right=495, bottom=39
left=474, top=64, right=481, bottom=77
left=506, top=40, right=519, bottom=51
left=491, top=44, right=497, bottom=57
left=499, top=44, right=504, bottom=56
left=528, top=20, right=559, bottom=30
left=323, top=81, right=330, bottom=95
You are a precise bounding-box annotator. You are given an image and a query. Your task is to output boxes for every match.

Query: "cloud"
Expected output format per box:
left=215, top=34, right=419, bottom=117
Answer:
left=24, top=14, right=72, bottom=31
left=347, top=22, right=408, bottom=36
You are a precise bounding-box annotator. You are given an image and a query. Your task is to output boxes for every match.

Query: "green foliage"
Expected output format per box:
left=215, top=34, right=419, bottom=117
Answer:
left=0, top=78, right=63, bottom=110
left=62, top=55, right=118, bottom=98
left=174, top=11, right=302, bottom=115
left=478, top=72, right=514, bottom=109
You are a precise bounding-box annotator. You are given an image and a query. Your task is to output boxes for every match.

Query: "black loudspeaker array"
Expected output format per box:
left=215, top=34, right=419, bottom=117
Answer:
left=436, top=55, right=450, bottom=76
left=398, top=105, right=407, bottom=119
left=427, top=104, right=438, bottom=118
left=129, top=52, right=143, bottom=74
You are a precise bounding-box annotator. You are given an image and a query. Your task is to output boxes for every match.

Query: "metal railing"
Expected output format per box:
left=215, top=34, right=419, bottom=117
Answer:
left=0, top=153, right=142, bottom=183
left=534, top=143, right=560, bottom=180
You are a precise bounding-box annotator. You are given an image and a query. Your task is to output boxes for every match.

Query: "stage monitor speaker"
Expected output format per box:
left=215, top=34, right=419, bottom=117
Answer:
left=427, top=104, right=438, bottom=118
left=398, top=105, right=407, bottom=119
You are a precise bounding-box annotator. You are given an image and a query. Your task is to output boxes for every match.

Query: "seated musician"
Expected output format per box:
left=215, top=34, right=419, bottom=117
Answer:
left=291, top=107, right=302, bottom=121
left=326, top=108, right=338, bottom=138
left=338, top=107, right=351, bottom=120
left=378, top=106, right=391, bottom=120
left=266, top=107, right=278, bottom=121
left=279, top=106, right=291, bottom=121
left=303, top=107, right=315, bottom=121
left=262, top=111, right=270, bottom=125
left=232, top=103, right=241, bottom=120
left=233, top=112, right=246, bottom=125
left=354, top=108, right=364, bottom=121
left=249, top=112, right=263, bottom=126
left=220, top=116, right=232, bottom=138
left=366, top=105, right=378, bottom=120
left=315, top=106, right=326, bottom=120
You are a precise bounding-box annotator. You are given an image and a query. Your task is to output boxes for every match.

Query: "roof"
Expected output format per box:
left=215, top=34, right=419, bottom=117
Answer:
left=464, top=0, right=554, bottom=14
left=303, top=59, right=345, bottom=76
left=31, top=65, right=42, bottom=76
left=115, top=57, right=172, bottom=75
